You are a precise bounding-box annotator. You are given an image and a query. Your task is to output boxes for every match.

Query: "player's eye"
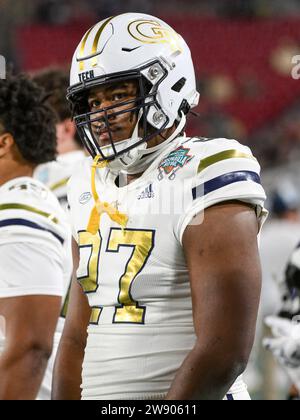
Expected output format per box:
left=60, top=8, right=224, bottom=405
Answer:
left=111, top=92, right=127, bottom=102
left=88, top=99, right=101, bottom=109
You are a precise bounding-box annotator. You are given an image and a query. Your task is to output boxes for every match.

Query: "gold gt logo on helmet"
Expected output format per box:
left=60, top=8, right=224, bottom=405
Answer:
left=128, top=19, right=182, bottom=53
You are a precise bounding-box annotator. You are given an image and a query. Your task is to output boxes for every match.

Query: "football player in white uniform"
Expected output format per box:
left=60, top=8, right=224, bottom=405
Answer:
left=33, top=68, right=86, bottom=210
left=0, top=73, right=71, bottom=399
left=53, top=13, right=267, bottom=400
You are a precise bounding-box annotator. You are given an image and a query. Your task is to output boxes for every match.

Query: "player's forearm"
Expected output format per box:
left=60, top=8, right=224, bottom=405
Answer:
left=52, top=339, right=84, bottom=400
left=0, top=348, right=49, bottom=399
left=166, top=343, right=247, bottom=400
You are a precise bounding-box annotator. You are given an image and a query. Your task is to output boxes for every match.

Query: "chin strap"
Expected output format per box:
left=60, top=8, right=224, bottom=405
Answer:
left=86, top=155, right=128, bottom=235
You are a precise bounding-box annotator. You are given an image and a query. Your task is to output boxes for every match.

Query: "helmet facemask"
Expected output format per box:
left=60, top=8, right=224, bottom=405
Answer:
left=67, top=61, right=170, bottom=163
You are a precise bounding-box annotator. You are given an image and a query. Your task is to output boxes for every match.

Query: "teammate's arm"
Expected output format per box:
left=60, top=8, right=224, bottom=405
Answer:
left=52, top=238, right=91, bottom=400
left=0, top=294, right=61, bottom=400
left=166, top=201, right=261, bottom=400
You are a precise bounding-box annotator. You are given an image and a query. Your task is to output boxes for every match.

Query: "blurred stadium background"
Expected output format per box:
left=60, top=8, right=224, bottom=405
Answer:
left=2, top=0, right=300, bottom=400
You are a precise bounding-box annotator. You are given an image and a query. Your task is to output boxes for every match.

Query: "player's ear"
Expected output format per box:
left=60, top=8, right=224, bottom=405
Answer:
left=64, top=118, right=77, bottom=138
left=0, top=132, right=14, bottom=157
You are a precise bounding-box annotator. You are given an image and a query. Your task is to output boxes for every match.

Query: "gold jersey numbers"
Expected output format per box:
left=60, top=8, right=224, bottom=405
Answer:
left=78, top=230, right=102, bottom=293
left=77, top=228, right=155, bottom=324
left=108, top=228, right=155, bottom=324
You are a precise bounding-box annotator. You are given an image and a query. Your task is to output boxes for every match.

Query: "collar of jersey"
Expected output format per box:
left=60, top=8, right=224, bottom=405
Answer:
left=1, top=176, right=41, bottom=192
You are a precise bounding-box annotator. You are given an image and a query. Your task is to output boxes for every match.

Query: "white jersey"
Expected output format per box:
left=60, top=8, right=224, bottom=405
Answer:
left=68, top=136, right=267, bottom=400
left=34, top=150, right=86, bottom=210
left=0, top=177, right=72, bottom=399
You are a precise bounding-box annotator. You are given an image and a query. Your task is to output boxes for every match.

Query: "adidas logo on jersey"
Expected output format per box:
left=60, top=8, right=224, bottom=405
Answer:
left=137, top=184, right=154, bottom=200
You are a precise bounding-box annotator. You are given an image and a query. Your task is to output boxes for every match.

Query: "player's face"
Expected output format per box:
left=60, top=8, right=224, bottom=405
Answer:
left=88, top=81, right=139, bottom=147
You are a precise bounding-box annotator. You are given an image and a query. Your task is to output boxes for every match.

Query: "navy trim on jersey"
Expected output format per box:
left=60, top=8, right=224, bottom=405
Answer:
left=226, top=393, right=234, bottom=400
left=192, top=170, right=261, bottom=200
left=0, top=218, right=64, bottom=245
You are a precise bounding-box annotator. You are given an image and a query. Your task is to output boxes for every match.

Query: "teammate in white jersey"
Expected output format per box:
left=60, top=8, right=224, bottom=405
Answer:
left=0, top=73, right=71, bottom=399
left=33, top=68, right=86, bottom=210
left=53, top=13, right=267, bottom=400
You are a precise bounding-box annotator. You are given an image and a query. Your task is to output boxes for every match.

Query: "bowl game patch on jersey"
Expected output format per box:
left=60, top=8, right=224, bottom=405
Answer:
left=158, top=146, right=194, bottom=181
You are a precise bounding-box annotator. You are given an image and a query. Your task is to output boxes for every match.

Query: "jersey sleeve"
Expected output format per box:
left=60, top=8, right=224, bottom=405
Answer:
left=175, top=138, right=268, bottom=244
left=0, top=242, right=64, bottom=298
left=0, top=182, right=68, bottom=251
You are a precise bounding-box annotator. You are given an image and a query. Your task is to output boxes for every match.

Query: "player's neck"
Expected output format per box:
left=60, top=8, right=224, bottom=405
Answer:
left=57, top=142, right=82, bottom=155
left=0, top=161, right=35, bottom=187
left=114, top=172, right=143, bottom=187
left=126, top=173, right=143, bottom=185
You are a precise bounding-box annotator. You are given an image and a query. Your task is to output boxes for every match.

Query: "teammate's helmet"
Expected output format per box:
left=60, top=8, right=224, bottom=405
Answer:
left=68, top=13, right=199, bottom=164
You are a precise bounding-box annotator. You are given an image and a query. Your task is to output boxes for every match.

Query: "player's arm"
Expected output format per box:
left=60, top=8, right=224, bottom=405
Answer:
left=166, top=201, right=261, bottom=400
left=0, top=240, right=64, bottom=400
left=0, top=294, right=61, bottom=400
left=52, top=238, right=91, bottom=400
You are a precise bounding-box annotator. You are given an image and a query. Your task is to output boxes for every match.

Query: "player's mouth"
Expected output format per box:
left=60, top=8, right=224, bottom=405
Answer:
left=98, top=130, right=110, bottom=142
left=94, top=125, right=120, bottom=146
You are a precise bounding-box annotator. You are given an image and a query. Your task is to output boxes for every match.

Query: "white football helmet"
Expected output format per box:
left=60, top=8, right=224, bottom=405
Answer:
left=68, top=13, right=199, bottom=169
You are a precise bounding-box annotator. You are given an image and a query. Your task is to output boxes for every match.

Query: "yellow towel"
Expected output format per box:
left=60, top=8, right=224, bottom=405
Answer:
left=87, top=155, right=128, bottom=235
